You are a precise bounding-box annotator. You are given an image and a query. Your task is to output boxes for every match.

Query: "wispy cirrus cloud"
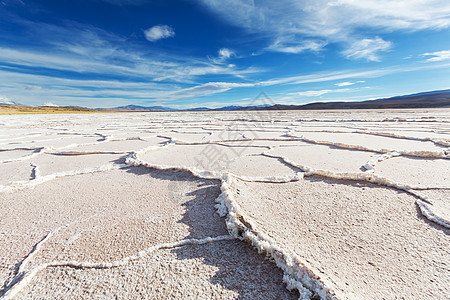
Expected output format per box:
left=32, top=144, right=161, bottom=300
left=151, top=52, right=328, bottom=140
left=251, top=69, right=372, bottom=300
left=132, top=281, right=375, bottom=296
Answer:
left=291, top=88, right=350, bottom=97
left=199, top=0, right=450, bottom=60
left=166, top=81, right=254, bottom=99
left=268, top=39, right=327, bottom=54
left=342, top=37, right=392, bottom=61
left=0, top=18, right=259, bottom=83
left=335, top=81, right=365, bottom=87
left=258, top=60, right=450, bottom=88
left=422, top=50, right=450, bottom=62
left=144, top=25, right=175, bottom=42
left=295, top=90, right=334, bottom=97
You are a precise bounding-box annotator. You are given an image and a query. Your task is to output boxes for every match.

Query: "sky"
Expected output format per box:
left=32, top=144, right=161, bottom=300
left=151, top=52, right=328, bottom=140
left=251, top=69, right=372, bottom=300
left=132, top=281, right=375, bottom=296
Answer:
left=0, top=0, right=449, bottom=109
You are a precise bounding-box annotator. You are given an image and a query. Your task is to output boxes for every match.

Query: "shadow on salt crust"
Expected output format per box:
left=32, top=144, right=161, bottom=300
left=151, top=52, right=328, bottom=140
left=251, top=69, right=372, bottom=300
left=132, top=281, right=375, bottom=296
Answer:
left=0, top=167, right=297, bottom=299
left=19, top=242, right=298, bottom=299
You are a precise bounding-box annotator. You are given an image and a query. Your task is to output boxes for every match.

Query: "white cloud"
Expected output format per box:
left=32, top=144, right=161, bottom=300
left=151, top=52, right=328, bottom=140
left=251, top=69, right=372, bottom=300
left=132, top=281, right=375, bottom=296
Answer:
left=144, top=25, right=175, bottom=42
left=268, top=39, right=327, bottom=54
left=297, top=90, right=333, bottom=97
left=335, top=80, right=365, bottom=87
left=168, top=81, right=254, bottom=99
left=294, top=88, right=350, bottom=97
left=199, top=0, right=450, bottom=59
left=423, top=50, right=450, bottom=62
left=219, top=48, right=234, bottom=59
left=259, top=68, right=388, bottom=86
left=209, top=48, right=235, bottom=64
left=342, top=38, right=392, bottom=61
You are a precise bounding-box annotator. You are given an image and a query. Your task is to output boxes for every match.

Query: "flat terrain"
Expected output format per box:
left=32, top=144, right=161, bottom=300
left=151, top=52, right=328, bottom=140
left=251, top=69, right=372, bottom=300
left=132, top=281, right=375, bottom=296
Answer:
left=0, top=105, right=116, bottom=115
left=0, top=109, right=449, bottom=299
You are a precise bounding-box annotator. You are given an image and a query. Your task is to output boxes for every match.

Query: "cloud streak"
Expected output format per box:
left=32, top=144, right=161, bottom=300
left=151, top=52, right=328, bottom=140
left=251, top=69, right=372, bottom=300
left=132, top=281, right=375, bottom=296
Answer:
left=342, top=38, right=392, bottom=61
left=335, top=81, right=365, bottom=87
left=292, top=88, right=350, bottom=97
left=423, top=50, right=450, bottom=62
left=268, top=39, right=327, bottom=54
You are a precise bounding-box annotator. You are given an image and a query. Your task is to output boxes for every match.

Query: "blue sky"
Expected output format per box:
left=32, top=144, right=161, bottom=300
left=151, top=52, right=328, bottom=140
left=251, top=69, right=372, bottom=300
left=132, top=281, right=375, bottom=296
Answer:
left=0, top=0, right=449, bottom=108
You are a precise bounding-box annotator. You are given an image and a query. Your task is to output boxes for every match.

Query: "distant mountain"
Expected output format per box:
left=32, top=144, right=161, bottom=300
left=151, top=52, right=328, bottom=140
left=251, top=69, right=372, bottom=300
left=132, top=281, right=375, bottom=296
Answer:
left=212, top=104, right=272, bottom=111
left=274, top=89, right=450, bottom=110
left=187, top=107, right=210, bottom=111
left=31, top=88, right=448, bottom=112
left=100, top=105, right=178, bottom=112
left=103, top=103, right=274, bottom=112
left=3, top=89, right=450, bottom=112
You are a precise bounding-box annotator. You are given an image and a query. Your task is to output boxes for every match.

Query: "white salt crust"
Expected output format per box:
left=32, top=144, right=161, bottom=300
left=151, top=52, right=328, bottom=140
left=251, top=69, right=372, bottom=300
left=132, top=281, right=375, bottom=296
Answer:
left=1, top=111, right=449, bottom=299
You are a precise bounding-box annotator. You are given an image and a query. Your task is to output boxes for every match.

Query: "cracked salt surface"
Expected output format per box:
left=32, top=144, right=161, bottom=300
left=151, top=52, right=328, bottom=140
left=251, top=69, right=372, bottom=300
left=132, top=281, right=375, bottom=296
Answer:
left=0, top=109, right=449, bottom=299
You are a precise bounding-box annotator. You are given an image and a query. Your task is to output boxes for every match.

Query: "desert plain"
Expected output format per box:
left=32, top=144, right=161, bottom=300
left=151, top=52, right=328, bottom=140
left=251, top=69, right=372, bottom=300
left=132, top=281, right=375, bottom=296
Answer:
left=0, top=109, right=449, bottom=299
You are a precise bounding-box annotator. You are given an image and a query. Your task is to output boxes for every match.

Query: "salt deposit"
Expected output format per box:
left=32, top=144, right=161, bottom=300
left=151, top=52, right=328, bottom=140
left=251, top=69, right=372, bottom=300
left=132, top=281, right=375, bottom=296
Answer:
left=0, top=109, right=449, bottom=299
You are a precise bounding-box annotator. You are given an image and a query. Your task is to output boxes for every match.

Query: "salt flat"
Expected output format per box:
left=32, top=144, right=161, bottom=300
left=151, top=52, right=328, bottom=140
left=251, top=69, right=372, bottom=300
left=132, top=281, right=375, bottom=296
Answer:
left=0, top=109, right=449, bottom=299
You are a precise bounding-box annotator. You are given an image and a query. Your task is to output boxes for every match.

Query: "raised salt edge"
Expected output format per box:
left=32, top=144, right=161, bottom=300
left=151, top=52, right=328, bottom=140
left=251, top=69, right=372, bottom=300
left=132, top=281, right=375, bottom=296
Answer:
left=127, top=147, right=336, bottom=299
left=129, top=142, right=450, bottom=297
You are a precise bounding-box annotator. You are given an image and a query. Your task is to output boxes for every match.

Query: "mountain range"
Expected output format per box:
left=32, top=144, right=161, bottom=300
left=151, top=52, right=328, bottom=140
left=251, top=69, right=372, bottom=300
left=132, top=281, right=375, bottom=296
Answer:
left=2, top=89, right=450, bottom=112
left=101, top=89, right=450, bottom=111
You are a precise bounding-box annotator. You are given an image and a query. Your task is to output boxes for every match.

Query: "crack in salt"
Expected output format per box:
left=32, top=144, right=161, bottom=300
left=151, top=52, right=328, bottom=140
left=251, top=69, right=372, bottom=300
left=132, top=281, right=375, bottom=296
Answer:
left=0, top=235, right=234, bottom=300
left=287, top=132, right=449, bottom=160
left=0, top=164, right=129, bottom=193
left=261, top=150, right=449, bottom=229
left=126, top=148, right=333, bottom=299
